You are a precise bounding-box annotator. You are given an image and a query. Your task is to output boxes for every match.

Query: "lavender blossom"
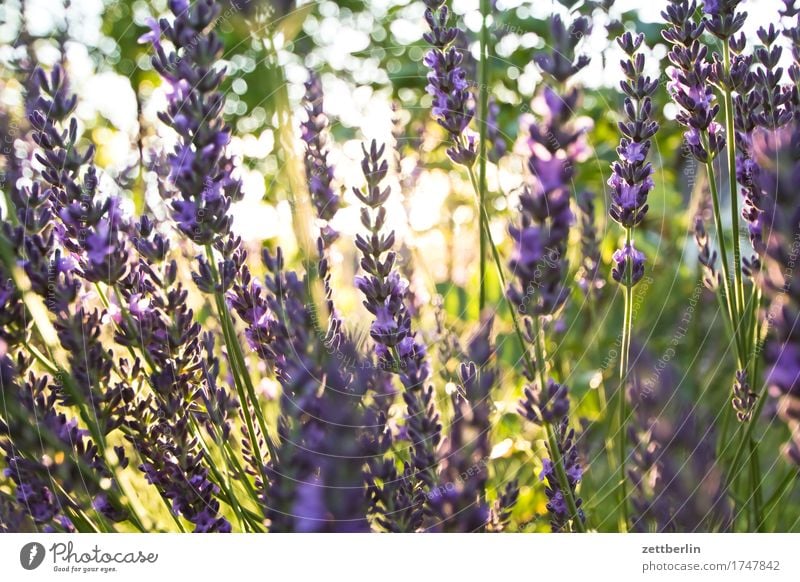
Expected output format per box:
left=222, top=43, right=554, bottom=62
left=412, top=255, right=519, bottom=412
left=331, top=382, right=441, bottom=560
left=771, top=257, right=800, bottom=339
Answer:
left=518, top=380, right=584, bottom=532
left=427, top=320, right=512, bottom=531
left=0, top=347, right=129, bottom=529
left=143, top=0, right=242, bottom=253
left=353, top=140, right=431, bottom=389
left=231, top=246, right=374, bottom=531
left=663, top=1, right=724, bottom=163
left=422, top=0, right=477, bottom=165
left=124, top=280, right=233, bottom=532
left=302, top=71, right=340, bottom=243
left=608, top=32, right=658, bottom=229
left=352, top=140, right=442, bottom=526
left=608, top=32, right=659, bottom=287
left=736, top=25, right=793, bottom=260
left=508, top=15, right=590, bottom=317
left=28, top=66, right=129, bottom=285
left=611, top=242, right=646, bottom=287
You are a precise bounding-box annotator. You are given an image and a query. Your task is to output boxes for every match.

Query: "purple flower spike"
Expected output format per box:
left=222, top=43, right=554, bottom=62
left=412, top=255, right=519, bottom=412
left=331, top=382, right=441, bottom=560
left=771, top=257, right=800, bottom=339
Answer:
left=608, top=32, right=659, bottom=230
left=149, top=0, right=243, bottom=249
left=422, top=0, right=477, bottom=166
left=611, top=242, right=646, bottom=287
left=302, top=71, right=340, bottom=237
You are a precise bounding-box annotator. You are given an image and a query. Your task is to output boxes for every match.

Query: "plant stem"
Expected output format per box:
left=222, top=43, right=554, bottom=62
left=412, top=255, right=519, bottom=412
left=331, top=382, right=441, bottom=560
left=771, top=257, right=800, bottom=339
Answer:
left=722, top=42, right=746, bottom=329
left=703, top=137, right=746, bottom=366
left=466, top=168, right=529, bottom=362
left=615, top=227, right=634, bottom=531
left=204, top=245, right=278, bottom=466
left=545, top=421, right=586, bottom=532
left=477, top=0, right=490, bottom=313
left=748, top=436, right=763, bottom=531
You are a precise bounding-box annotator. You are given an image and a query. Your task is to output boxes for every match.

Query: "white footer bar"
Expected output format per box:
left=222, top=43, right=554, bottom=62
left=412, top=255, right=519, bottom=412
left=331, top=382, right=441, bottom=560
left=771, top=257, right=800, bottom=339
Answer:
left=0, top=533, right=796, bottom=581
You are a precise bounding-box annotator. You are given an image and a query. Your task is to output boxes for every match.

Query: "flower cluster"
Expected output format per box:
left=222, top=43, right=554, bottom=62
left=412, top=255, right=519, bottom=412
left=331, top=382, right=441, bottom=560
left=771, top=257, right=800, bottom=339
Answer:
left=301, top=71, right=340, bottom=245
left=428, top=320, right=518, bottom=532
left=351, top=141, right=443, bottom=527
left=608, top=32, right=659, bottom=288
left=422, top=0, right=477, bottom=165
left=354, top=140, right=430, bottom=389
left=508, top=14, right=591, bottom=317
left=29, top=67, right=130, bottom=285
left=735, top=24, right=794, bottom=259
left=143, top=0, right=243, bottom=253
left=231, top=248, right=372, bottom=531
left=663, top=0, right=725, bottom=162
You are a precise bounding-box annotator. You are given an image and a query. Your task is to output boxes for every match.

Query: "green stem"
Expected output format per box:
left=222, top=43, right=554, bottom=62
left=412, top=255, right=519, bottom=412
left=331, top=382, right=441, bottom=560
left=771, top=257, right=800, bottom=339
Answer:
left=477, top=0, right=490, bottom=313
left=545, top=421, right=586, bottom=532
left=703, top=137, right=746, bottom=366
left=465, top=168, right=528, bottom=362
left=748, top=437, right=763, bottom=532
left=722, top=42, right=746, bottom=330
left=727, top=374, right=769, bottom=496
left=615, top=227, right=634, bottom=531
left=205, top=246, right=278, bottom=464
left=761, top=468, right=798, bottom=520
left=188, top=414, right=261, bottom=532
left=104, top=273, right=257, bottom=524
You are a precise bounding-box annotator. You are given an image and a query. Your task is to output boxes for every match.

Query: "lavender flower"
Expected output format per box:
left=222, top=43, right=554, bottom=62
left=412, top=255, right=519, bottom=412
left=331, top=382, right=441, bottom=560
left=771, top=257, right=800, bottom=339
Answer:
left=302, top=71, right=340, bottom=241
left=663, top=1, right=724, bottom=162
left=608, top=32, right=658, bottom=227
left=352, top=140, right=442, bottom=526
left=143, top=0, right=242, bottom=251
left=736, top=25, right=793, bottom=259
left=427, top=320, right=512, bottom=531
left=538, top=420, right=585, bottom=532
left=28, top=66, right=130, bottom=285
left=533, top=14, right=590, bottom=83
left=422, top=0, right=477, bottom=165
left=0, top=347, right=129, bottom=529
left=124, top=280, right=233, bottom=532
left=611, top=242, right=646, bottom=287
left=518, top=378, right=584, bottom=532
left=703, top=0, right=747, bottom=40
left=608, top=32, right=659, bottom=287
left=353, top=140, right=431, bottom=389
left=231, top=245, right=375, bottom=531
left=508, top=15, right=591, bottom=317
